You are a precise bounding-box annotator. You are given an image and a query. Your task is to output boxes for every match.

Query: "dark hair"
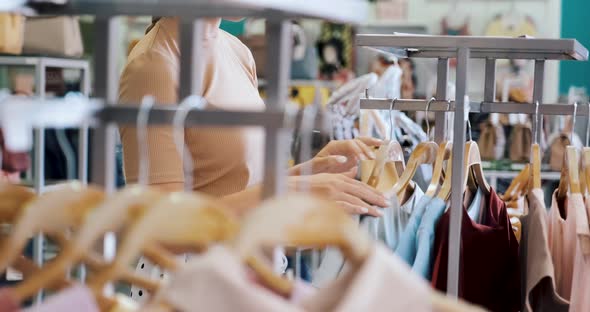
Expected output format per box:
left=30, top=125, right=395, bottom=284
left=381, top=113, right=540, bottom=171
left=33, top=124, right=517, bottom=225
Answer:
left=146, top=17, right=162, bottom=34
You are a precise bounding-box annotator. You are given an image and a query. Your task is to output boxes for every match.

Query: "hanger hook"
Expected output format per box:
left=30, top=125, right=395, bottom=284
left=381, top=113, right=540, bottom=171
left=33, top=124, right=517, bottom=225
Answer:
left=173, top=95, right=207, bottom=191
left=137, top=95, right=155, bottom=186
left=534, top=101, right=540, bottom=145
left=425, top=97, right=435, bottom=139
left=389, top=98, right=397, bottom=141
left=467, top=119, right=473, bottom=142
left=571, top=102, right=578, bottom=144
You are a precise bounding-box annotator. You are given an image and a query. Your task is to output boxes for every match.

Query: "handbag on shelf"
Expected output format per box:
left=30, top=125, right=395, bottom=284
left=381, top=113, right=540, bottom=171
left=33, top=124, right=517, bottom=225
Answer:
left=548, top=133, right=571, bottom=172
left=509, top=123, right=532, bottom=163
left=478, top=119, right=506, bottom=161
left=23, top=16, right=84, bottom=57
left=0, top=13, right=25, bottom=55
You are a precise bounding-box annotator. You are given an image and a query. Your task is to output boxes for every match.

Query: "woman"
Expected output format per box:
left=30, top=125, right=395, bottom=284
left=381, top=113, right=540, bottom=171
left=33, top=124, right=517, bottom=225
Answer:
left=119, top=16, right=388, bottom=302
left=119, top=17, right=388, bottom=216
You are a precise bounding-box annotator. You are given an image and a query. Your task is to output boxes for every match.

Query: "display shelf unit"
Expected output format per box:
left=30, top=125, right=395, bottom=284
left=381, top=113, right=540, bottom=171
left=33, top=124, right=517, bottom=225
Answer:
left=485, top=170, right=561, bottom=190
left=31, top=0, right=367, bottom=23
left=0, top=55, right=90, bottom=304
left=357, top=33, right=588, bottom=297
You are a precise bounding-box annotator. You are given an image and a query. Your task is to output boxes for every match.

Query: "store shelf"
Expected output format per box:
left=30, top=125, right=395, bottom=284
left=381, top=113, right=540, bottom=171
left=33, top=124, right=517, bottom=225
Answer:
left=356, top=34, right=589, bottom=60
left=23, top=0, right=368, bottom=23
left=0, top=55, right=89, bottom=70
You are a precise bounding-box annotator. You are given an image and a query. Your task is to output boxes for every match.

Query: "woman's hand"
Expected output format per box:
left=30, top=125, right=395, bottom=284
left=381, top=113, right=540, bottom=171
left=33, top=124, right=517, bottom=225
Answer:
left=289, top=137, right=383, bottom=176
left=288, top=168, right=388, bottom=217
left=317, top=137, right=383, bottom=161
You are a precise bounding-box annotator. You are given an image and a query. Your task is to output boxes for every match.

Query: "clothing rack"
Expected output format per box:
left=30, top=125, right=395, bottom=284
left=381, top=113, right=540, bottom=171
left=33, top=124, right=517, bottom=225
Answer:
left=356, top=33, right=589, bottom=298
left=2, top=0, right=367, bottom=305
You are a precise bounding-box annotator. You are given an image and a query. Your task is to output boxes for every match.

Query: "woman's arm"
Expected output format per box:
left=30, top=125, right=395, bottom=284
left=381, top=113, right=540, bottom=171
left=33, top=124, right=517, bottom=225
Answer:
left=118, top=53, right=185, bottom=191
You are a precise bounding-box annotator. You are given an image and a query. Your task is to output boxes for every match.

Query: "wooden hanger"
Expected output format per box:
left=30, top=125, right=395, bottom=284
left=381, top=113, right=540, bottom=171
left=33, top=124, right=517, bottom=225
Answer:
left=363, top=141, right=404, bottom=191
left=230, top=194, right=484, bottom=312
left=87, top=192, right=239, bottom=310
left=0, top=182, right=104, bottom=274
left=392, top=142, right=438, bottom=200
left=463, top=141, right=491, bottom=196
left=0, top=184, right=35, bottom=222
left=426, top=141, right=452, bottom=197
left=501, top=164, right=530, bottom=201
left=557, top=146, right=582, bottom=201
left=12, top=185, right=171, bottom=301
left=583, top=147, right=590, bottom=196
left=437, top=148, right=454, bottom=201
left=531, top=143, right=542, bottom=190
left=233, top=195, right=371, bottom=297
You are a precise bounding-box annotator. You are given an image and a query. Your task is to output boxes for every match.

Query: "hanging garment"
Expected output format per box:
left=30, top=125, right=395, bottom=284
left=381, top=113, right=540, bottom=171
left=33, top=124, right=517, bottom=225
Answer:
left=431, top=189, right=520, bottom=312
left=0, top=288, right=18, bottom=312
left=547, top=192, right=582, bottom=301
left=379, top=186, right=425, bottom=250
left=23, top=285, right=99, bottom=312
left=568, top=196, right=590, bottom=312
left=312, top=186, right=425, bottom=287
left=153, top=245, right=433, bottom=312
left=405, top=188, right=483, bottom=281
left=519, top=189, right=569, bottom=312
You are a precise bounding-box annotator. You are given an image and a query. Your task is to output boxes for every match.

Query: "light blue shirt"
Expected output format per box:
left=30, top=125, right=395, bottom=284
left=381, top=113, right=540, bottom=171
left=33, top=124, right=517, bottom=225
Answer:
left=412, top=197, right=447, bottom=280
left=313, top=186, right=424, bottom=287
left=411, top=188, right=485, bottom=280
left=394, top=195, right=434, bottom=266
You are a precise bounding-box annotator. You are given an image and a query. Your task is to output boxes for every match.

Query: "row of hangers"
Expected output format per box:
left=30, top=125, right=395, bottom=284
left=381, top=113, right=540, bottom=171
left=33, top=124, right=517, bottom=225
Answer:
left=503, top=101, right=590, bottom=205
left=363, top=96, right=491, bottom=209
left=0, top=96, right=482, bottom=312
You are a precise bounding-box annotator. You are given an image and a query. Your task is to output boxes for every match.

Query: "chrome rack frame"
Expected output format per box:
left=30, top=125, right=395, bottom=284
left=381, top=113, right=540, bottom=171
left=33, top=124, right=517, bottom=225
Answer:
left=357, top=33, right=588, bottom=298
left=1, top=0, right=368, bottom=297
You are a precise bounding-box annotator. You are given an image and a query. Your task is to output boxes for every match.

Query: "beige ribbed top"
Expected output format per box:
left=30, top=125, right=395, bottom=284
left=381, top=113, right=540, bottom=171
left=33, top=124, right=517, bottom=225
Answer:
left=119, top=17, right=265, bottom=196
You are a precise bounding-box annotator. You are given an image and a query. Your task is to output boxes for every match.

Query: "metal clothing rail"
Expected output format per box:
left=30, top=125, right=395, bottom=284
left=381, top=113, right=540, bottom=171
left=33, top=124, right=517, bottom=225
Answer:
left=30, top=0, right=368, bottom=23
left=361, top=98, right=590, bottom=116
left=357, top=33, right=588, bottom=298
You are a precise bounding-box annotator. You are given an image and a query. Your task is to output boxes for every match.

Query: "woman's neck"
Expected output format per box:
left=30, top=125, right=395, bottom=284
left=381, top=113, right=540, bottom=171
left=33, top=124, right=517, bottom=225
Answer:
left=162, top=17, right=221, bottom=39
left=204, top=18, right=222, bottom=39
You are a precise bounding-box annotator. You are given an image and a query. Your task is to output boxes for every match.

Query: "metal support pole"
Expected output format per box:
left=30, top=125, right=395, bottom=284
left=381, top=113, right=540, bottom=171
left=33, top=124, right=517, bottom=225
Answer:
left=79, top=63, right=91, bottom=184
left=91, top=17, right=120, bottom=287
left=91, top=16, right=119, bottom=193
left=178, top=19, right=205, bottom=192
left=533, top=60, right=545, bottom=143
left=484, top=59, right=496, bottom=102
left=262, top=19, right=292, bottom=199
left=447, top=47, right=470, bottom=298
left=179, top=19, right=205, bottom=99
left=32, top=60, right=46, bottom=305
left=434, top=58, right=449, bottom=143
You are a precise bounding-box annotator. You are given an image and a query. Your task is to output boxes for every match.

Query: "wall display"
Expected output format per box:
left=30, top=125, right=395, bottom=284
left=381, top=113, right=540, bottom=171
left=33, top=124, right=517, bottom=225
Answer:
left=316, top=23, right=354, bottom=82
left=375, top=0, right=408, bottom=21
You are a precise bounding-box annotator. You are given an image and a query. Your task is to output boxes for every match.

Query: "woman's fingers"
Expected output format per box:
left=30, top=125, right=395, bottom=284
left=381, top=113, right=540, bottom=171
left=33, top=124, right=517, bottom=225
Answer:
left=336, top=201, right=369, bottom=215
left=335, top=193, right=383, bottom=217
left=339, top=176, right=389, bottom=208
left=353, top=139, right=376, bottom=160
left=356, top=137, right=383, bottom=147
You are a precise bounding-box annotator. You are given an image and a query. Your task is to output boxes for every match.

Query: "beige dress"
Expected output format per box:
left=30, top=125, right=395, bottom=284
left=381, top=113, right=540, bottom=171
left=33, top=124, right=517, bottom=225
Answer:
left=547, top=192, right=583, bottom=301
left=118, top=17, right=265, bottom=302
left=153, top=245, right=434, bottom=312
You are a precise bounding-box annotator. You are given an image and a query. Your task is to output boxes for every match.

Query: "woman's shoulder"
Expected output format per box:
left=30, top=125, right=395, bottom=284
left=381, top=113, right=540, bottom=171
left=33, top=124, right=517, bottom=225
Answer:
left=218, top=30, right=255, bottom=65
